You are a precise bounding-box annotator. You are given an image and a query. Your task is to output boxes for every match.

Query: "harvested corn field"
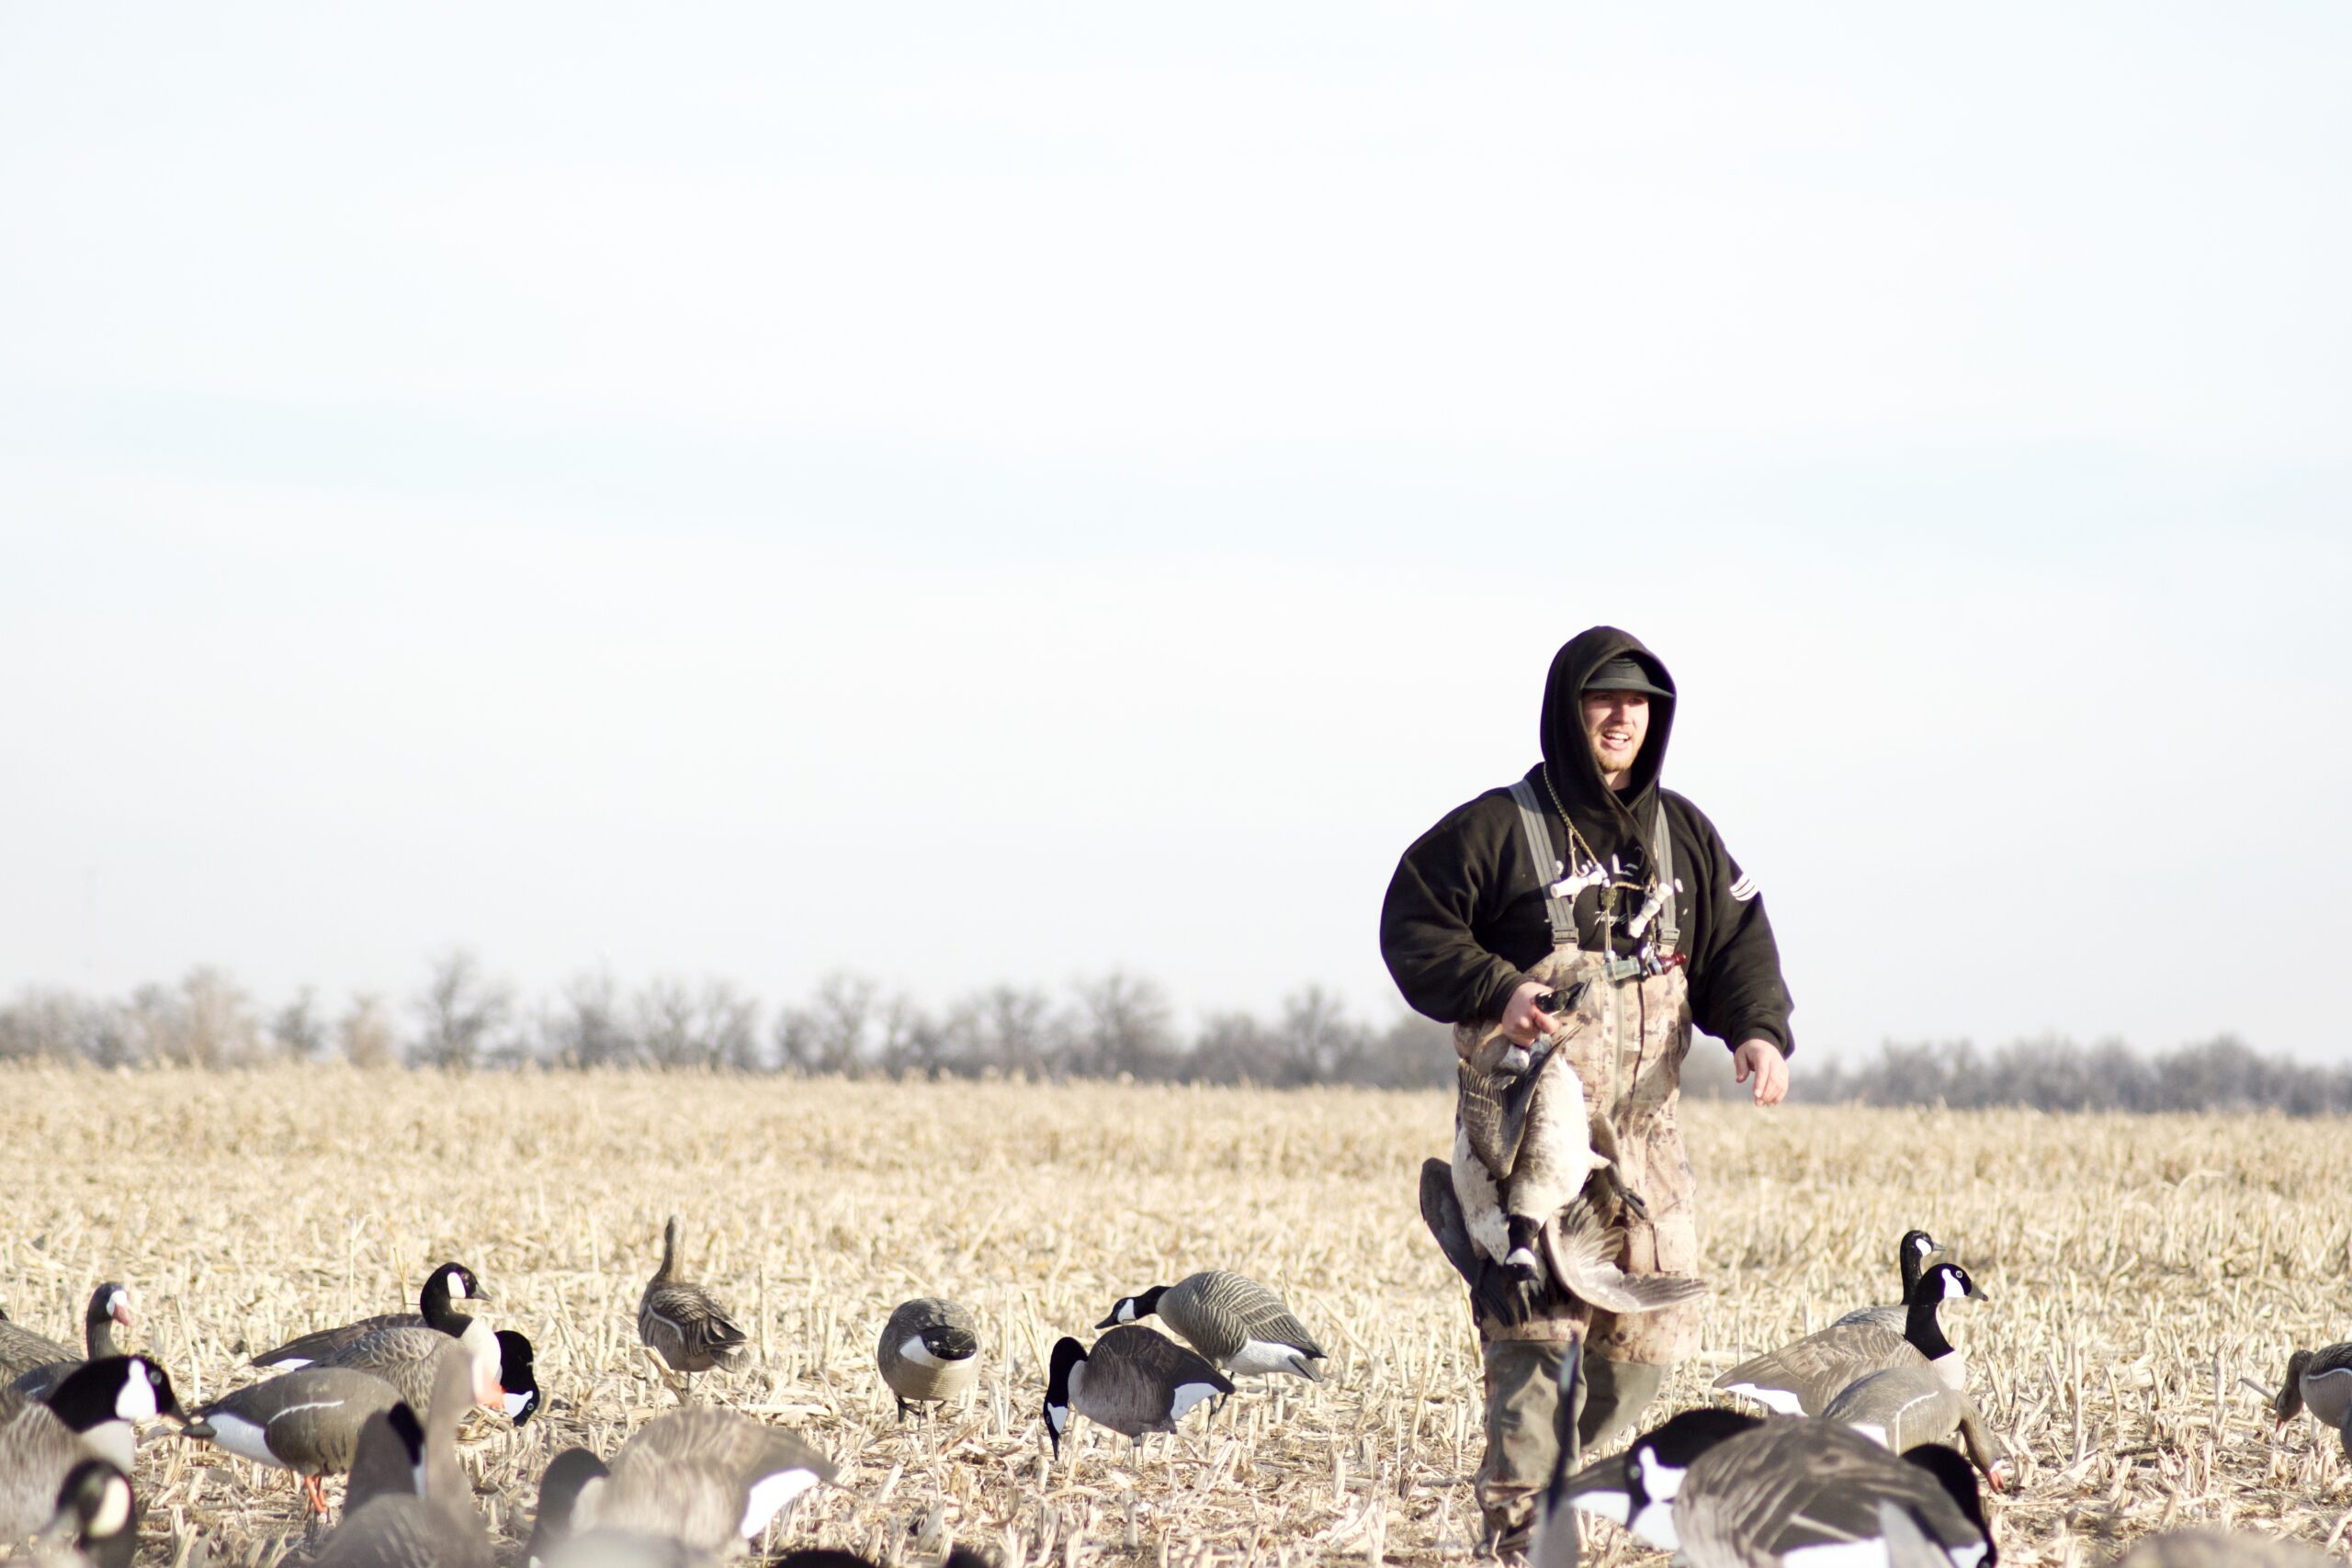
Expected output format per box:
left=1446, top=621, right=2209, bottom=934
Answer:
left=3, top=1066, right=2350, bottom=1565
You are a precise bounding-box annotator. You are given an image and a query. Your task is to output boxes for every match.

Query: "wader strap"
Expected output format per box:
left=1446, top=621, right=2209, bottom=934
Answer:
left=1507, top=780, right=1577, bottom=946
left=1648, top=804, right=1679, bottom=958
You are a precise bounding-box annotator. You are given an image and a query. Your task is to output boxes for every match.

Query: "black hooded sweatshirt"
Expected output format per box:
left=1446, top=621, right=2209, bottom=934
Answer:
left=1379, top=626, right=1794, bottom=1055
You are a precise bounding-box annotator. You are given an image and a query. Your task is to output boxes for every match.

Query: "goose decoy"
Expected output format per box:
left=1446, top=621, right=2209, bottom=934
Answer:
left=877, top=1298, right=979, bottom=1420
left=34, top=1458, right=137, bottom=1568
left=638, top=1217, right=749, bottom=1393
left=522, top=1448, right=616, bottom=1568
left=5, top=1285, right=134, bottom=1401
left=775, top=1552, right=992, bottom=1568
left=1714, top=1262, right=1985, bottom=1416
left=296, top=1318, right=503, bottom=1416
left=1821, top=1364, right=2010, bottom=1485
left=1563, top=1405, right=1761, bottom=1551
left=1043, top=1325, right=1233, bottom=1456
left=500, top=1330, right=542, bottom=1426
left=190, top=1366, right=413, bottom=1516
left=311, top=1349, right=495, bottom=1568
left=342, top=1405, right=426, bottom=1517
left=1098, top=1270, right=1324, bottom=1385
left=0, top=1357, right=182, bottom=1540
left=2112, top=1529, right=2337, bottom=1567
left=562, top=1407, right=834, bottom=1559
left=251, top=1262, right=487, bottom=1371
left=1832, top=1231, right=1943, bottom=1331
left=2271, top=1343, right=2352, bottom=1440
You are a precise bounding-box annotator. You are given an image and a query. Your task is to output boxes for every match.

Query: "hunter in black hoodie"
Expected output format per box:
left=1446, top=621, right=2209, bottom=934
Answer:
left=1380, top=626, right=1794, bottom=1555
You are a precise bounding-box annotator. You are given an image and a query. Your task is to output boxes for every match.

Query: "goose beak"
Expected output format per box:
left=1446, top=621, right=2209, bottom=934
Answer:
left=1963, top=1280, right=1988, bottom=1303
left=177, top=1416, right=216, bottom=1440
left=1092, top=1313, right=1120, bottom=1330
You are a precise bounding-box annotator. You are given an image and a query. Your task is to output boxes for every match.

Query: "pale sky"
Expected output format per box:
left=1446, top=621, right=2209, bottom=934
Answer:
left=3, top=4, right=2346, bottom=1062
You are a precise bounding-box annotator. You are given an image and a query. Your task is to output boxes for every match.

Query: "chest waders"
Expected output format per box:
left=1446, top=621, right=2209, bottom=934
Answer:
left=1462, top=782, right=1702, bottom=1552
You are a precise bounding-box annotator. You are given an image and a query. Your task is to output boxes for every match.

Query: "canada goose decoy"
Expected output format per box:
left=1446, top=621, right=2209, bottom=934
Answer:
left=252, top=1262, right=488, bottom=1370
left=342, top=1405, right=427, bottom=1517
left=1564, top=1405, right=1762, bottom=1552
left=298, top=1318, right=503, bottom=1416
left=1618, top=1409, right=1996, bottom=1566
left=0, top=1357, right=182, bottom=1540
left=877, top=1298, right=979, bottom=1420
left=1832, top=1231, right=1944, bottom=1331
left=1714, top=1262, right=1985, bottom=1416
left=639, top=1217, right=749, bottom=1393
left=311, top=1349, right=495, bottom=1568
left=2271, top=1343, right=2352, bottom=1440
left=189, top=1366, right=408, bottom=1516
left=5, top=1285, right=134, bottom=1401
left=1098, top=1270, right=1325, bottom=1385
left=34, top=1459, right=137, bottom=1568
left=522, top=1448, right=616, bottom=1568
left=1043, top=1325, right=1232, bottom=1456
left=500, top=1329, right=543, bottom=1426
left=560, top=1407, right=835, bottom=1559
left=2112, top=1529, right=2338, bottom=1567
left=1821, top=1365, right=2010, bottom=1485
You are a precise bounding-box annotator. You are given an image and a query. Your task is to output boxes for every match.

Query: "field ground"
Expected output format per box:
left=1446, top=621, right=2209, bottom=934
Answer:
left=4, top=1066, right=2352, bottom=1566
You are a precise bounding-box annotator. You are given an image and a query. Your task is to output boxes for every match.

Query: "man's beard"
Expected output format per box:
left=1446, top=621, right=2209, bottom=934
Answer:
left=1589, top=736, right=1641, bottom=776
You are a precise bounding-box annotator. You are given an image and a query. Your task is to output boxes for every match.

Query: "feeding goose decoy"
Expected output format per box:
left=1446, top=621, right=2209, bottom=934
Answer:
left=0, top=1357, right=182, bottom=1540
left=1832, top=1231, right=1944, bottom=1331
left=500, top=1330, right=542, bottom=1426
left=1821, top=1364, right=2010, bottom=1485
left=548, top=1407, right=834, bottom=1560
left=311, top=1350, right=495, bottom=1568
left=638, top=1217, right=750, bottom=1393
left=1043, top=1325, right=1233, bottom=1457
left=189, top=1365, right=416, bottom=1517
left=1097, top=1270, right=1325, bottom=1386
left=2270, top=1343, right=2352, bottom=1441
left=1714, top=1262, right=1985, bottom=1416
left=5, top=1285, right=134, bottom=1402
left=774, top=1553, right=993, bottom=1568
left=1563, top=1404, right=1760, bottom=1551
left=34, top=1459, right=137, bottom=1568
left=877, top=1298, right=979, bottom=1420
left=251, top=1262, right=488, bottom=1371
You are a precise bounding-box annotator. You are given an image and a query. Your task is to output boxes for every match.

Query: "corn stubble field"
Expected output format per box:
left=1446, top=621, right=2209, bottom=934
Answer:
left=5, top=1066, right=2352, bottom=1566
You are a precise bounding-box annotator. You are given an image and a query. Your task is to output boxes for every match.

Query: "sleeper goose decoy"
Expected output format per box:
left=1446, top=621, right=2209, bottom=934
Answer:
left=187, top=1366, right=410, bottom=1516
left=638, top=1217, right=750, bottom=1393
left=877, top=1298, right=979, bottom=1420
left=6, top=1285, right=134, bottom=1402
left=252, top=1262, right=487, bottom=1371
left=311, top=1349, right=495, bottom=1568
left=1832, top=1231, right=1944, bottom=1331
left=1821, top=1364, right=2011, bottom=1485
left=1714, top=1262, right=1985, bottom=1416
left=1043, top=1325, right=1233, bottom=1456
left=1632, top=1409, right=1996, bottom=1567
left=2270, top=1343, right=2352, bottom=1439
left=574, top=1407, right=835, bottom=1558
left=1097, top=1270, right=1325, bottom=1384
left=34, top=1459, right=137, bottom=1568
left=0, top=1357, right=182, bottom=1540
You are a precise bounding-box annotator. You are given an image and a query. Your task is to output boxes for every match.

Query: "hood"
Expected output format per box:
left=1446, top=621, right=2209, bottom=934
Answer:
left=1535, top=626, right=1676, bottom=861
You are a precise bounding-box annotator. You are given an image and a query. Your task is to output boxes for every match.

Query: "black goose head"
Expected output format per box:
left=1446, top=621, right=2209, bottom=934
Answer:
left=498, top=1330, right=541, bottom=1426
left=1902, top=1262, right=1984, bottom=1358
left=919, top=1321, right=978, bottom=1362
left=1896, top=1230, right=1940, bottom=1294
left=1901, top=1442, right=1996, bottom=1562
left=41, top=1459, right=137, bottom=1568
left=47, top=1357, right=184, bottom=1430
left=1096, top=1285, right=1167, bottom=1330
left=419, top=1263, right=485, bottom=1333
left=2278, top=1348, right=2315, bottom=1427
left=1621, top=1406, right=1763, bottom=1548
left=85, top=1283, right=133, bottom=1354
left=524, top=1448, right=612, bottom=1568
left=1043, top=1337, right=1087, bottom=1455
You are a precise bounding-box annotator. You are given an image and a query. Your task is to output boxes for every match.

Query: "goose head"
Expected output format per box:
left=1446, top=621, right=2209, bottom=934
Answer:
left=1620, top=1406, right=1762, bottom=1550
left=499, top=1330, right=541, bottom=1426
left=1096, top=1286, right=1167, bottom=1330
left=1043, top=1337, right=1087, bottom=1456
left=2277, top=1348, right=2314, bottom=1429
left=40, top=1460, right=136, bottom=1568
left=421, top=1263, right=487, bottom=1332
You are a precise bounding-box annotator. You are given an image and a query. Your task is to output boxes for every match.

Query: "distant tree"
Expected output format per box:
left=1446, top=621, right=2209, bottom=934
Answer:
left=1187, top=1010, right=1270, bottom=1085
left=774, top=972, right=878, bottom=1075
left=633, top=976, right=762, bottom=1070
left=953, top=985, right=1058, bottom=1078
left=0, top=987, right=122, bottom=1064
left=540, top=969, right=636, bottom=1067
left=338, top=993, right=398, bottom=1069
left=1064, top=972, right=1175, bottom=1080
left=1262, top=987, right=1368, bottom=1087
left=270, top=987, right=327, bottom=1062
left=129, top=967, right=261, bottom=1068
left=410, top=949, right=514, bottom=1070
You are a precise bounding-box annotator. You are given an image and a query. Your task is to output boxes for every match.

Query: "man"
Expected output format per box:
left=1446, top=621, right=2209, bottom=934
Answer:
left=1380, top=626, right=1792, bottom=1556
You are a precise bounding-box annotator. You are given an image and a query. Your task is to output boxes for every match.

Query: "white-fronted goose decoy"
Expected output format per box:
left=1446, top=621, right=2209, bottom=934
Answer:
left=1098, top=1270, right=1325, bottom=1385
left=1714, top=1262, right=1986, bottom=1416
left=35, top=1457, right=137, bottom=1568
left=4, top=1285, right=134, bottom=1401
left=1043, top=1325, right=1233, bottom=1456
left=252, top=1262, right=487, bottom=1371
left=1822, top=1364, right=2010, bottom=1485
left=877, top=1298, right=979, bottom=1420
left=553, top=1408, right=834, bottom=1559
left=2113, top=1529, right=2337, bottom=1567
left=0, top=1357, right=183, bottom=1540
left=2271, top=1343, right=2352, bottom=1441
left=311, top=1350, right=495, bottom=1568
left=1832, top=1231, right=1944, bottom=1331
left=189, top=1367, right=408, bottom=1517
left=639, top=1218, right=749, bottom=1393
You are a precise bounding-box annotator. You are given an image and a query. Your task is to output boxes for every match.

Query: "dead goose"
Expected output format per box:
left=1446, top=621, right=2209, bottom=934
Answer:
left=568, top=1407, right=835, bottom=1558
left=311, top=1350, right=495, bottom=1568
left=877, top=1298, right=979, bottom=1420
left=1097, top=1270, right=1325, bottom=1384
left=1832, top=1231, right=1944, bottom=1331
left=252, top=1262, right=488, bottom=1371
left=5, top=1285, right=134, bottom=1401
left=1714, top=1261, right=1985, bottom=1416
left=0, top=1357, right=183, bottom=1540
left=188, top=1366, right=409, bottom=1516
left=638, top=1217, right=750, bottom=1393
left=1043, top=1325, right=1232, bottom=1456
left=2271, top=1342, right=2352, bottom=1440
left=34, top=1459, right=137, bottom=1568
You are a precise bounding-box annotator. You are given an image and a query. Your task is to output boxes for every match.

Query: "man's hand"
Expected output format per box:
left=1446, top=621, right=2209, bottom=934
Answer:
left=1733, top=1038, right=1790, bottom=1106
left=1498, top=980, right=1561, bottom=1045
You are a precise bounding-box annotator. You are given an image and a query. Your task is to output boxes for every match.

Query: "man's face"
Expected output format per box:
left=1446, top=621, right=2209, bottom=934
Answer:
left=1581, top=689, right=1650, bottom=784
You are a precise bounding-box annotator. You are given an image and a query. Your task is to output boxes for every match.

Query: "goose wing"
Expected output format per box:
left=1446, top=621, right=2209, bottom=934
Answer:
left=605, top=1409, right=832, bottom=1551
left=1713, top=1324, right=1925, bottom=1416
left=1542, top=1198, right=1709, bottom=1316
left=638, top=1283, right=748, bottom=1373
left=0, top=1401, right=83, bottom=1540
left=251, top=1312, right=426, bottom=1369
left=1173, top=1273, right=1323, bottom=1358
left=1080, top=1325, right=1232, bottom=1435
left=1679, top=1422, right=1987, bottom=1568
left=0, top=1320, right=77, bottom=1382
left=314, top=1327, right=466, bottom=1411
left=1820, top=1366, right=1964, bottom=1451
left=313, top=1495, right=494, bottom=1568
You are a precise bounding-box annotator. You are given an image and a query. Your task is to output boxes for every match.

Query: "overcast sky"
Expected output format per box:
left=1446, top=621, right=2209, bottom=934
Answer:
left=3, top=4, right=2346, bottom=1062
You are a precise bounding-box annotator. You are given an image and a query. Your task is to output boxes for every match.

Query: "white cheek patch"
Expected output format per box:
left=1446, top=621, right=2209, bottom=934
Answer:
left=1116, top=1302, right=1136, bottom=1323
left=1942, top=1273, right=1969, bottom=1301
left=1569, top=1486, right=1629, bottom=1524
left=1167, top=1382, right=1222, bottom=1420
left=738, top=1469, right=820, bottom=1538
left=899, top=1335, right=949, bottom=1371
left=1722, top=1382, right=1806, bottom=1416
left=1626, top=1496, right=1680, bottom=1551
left=107, top=1289, right=133, bottom=1324
left=503, top=1389, right=537, bottom=1422
left=1045, top=1402, right=1069, bottom=1435
left=447, top=1275, right=473, bottom=1303
left=90, top=1476, right=134, bottom=1537
left=116, top=1372, right=160, bottom=1423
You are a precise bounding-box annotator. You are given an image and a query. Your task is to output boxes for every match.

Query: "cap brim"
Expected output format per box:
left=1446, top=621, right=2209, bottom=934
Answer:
left=1580, top=677, right=1672, bottom=699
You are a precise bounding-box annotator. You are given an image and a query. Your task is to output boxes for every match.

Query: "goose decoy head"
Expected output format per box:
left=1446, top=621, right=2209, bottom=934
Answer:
left=2277, top=1348, right=2314, bottom=1429
left=1095, top=1285, right=1168, bottom=1330
left=498, top=1330, right=541, bottom=1426
left=1902, top=1440, right=1997, bottom=1540
left=1043, top=1337, right=1087, bottom=1456
left=49, top=1356, right=186, bottom=1428
left=1912, top=1261, right=1985, bottom=1306
left=918, top=1321, right=978, bottom=1363
left=92, top=1283, right=134, bottom=1334
left=40, top=1460, right=137, bottom=1568
left=524, top=1447, right=612, bottom=1568
left=1618, top=1406, right=1763, bottom=1549
left=420, top=1262, right=487, bottom=1330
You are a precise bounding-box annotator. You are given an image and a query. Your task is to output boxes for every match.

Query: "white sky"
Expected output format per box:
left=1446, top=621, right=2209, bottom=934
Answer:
left=3, top=4, right=2346, bottom=1062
